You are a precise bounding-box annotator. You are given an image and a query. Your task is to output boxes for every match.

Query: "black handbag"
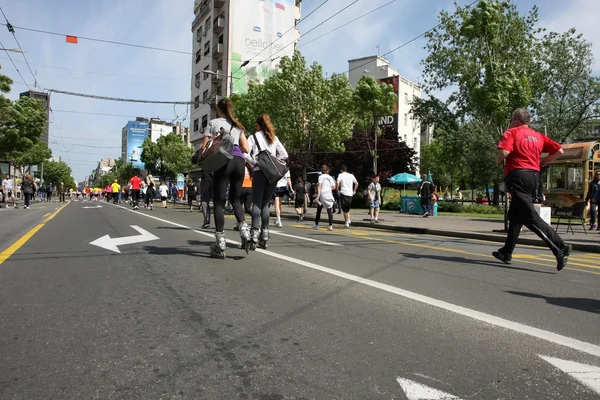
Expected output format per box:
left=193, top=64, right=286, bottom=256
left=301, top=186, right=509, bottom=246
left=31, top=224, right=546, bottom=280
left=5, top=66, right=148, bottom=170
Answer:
left=196, top=126, right=234, bottom=172
left=252, top=134, right=288, bottom=184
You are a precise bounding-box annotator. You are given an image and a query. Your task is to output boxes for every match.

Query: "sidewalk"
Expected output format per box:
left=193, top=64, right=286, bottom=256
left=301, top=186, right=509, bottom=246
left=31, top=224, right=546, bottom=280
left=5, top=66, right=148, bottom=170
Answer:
left=278, top=205, right=600, bottom=253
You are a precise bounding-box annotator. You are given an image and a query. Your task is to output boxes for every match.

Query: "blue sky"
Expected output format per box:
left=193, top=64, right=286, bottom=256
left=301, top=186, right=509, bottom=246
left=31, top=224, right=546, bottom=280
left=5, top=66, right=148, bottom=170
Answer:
left=1, top=0, right=598, bottom=182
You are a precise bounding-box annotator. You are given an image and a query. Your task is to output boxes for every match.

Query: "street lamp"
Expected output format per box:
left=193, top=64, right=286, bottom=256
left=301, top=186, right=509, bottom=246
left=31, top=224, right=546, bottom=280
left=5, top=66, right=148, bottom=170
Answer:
left=0, top=48, right=25, bottom=53
left=203, top=69, right=233, bottom=97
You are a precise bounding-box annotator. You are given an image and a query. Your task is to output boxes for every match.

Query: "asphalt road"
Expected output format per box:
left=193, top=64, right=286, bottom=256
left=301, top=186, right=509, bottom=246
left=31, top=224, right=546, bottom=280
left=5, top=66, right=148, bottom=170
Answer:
left=0, top=200, right=599, bottom=399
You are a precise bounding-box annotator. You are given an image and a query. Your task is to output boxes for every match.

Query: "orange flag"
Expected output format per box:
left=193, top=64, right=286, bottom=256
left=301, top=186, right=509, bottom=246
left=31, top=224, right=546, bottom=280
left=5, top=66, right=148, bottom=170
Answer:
left=66, top=35, right=78, bottom=44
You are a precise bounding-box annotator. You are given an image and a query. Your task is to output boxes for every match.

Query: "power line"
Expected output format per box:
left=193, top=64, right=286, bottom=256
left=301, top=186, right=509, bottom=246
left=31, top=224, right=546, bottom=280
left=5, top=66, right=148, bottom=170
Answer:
left=0, top=6, right=37, bottom=87
left=48, top=89, right=192, bottom=105
left=0, top=38, right=30, bottom=90
left=49, top=142, right=121, bottom=149
left=344, top=0, right=479, bottom=76
left=234, top=0, right=360, bottom=86
left=52, top=109, right=187, bottom=121
left=50, top=135, right=120, bottom=142
left=297, top=0, right=397, bottom=49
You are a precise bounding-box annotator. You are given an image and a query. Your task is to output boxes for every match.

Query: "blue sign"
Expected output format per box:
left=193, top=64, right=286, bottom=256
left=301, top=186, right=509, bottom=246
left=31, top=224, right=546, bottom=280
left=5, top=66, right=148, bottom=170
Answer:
left=177, top=173, right=185, bottom=190
left=126, top=121, right=149, bottom=169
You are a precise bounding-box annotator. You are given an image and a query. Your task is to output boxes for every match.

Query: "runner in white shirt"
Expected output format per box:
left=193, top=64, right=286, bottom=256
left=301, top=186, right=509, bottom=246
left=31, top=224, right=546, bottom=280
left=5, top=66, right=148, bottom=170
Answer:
left=2, top=174, right=16, bottom=208
left=273, top=170, right=294, bottom=228
left=336, top=165, right=358, bottom=228
left=313, top=164, right=337, bottom=231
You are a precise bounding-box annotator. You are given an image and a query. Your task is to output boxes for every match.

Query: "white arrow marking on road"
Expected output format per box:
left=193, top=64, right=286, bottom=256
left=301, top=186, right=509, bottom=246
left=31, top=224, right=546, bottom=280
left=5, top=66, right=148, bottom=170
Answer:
left=539, top=355, right=600, bottom=395
left=89, top=225, right=158, bottom=253
left=82, top=205, right=103, bottom=209
left=397, top=378, right=462, bottom=400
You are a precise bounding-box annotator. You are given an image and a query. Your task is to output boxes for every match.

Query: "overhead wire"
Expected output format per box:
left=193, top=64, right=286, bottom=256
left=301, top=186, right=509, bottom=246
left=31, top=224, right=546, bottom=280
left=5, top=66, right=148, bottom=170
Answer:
left=0, top=6, right=37, bottom=87
left=47, top=89, right=192, bottom=105
left=0, top=38, right=30, bottom=90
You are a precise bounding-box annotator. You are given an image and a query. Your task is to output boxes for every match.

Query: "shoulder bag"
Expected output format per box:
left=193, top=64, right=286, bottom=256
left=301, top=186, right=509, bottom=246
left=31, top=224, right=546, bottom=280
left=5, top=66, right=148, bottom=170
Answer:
left=196, top=125, right=234, bottom=172
left=253, top=135, right=288, bottom=184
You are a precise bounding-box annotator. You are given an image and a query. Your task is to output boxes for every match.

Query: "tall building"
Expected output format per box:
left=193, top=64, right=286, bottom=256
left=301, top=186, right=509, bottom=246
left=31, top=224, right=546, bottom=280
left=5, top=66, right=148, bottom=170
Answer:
left=348, top=56, right=423, bottom=169
left=19, top=90, right=50, bottom=144
left=190, top=0, right=302, bottom=150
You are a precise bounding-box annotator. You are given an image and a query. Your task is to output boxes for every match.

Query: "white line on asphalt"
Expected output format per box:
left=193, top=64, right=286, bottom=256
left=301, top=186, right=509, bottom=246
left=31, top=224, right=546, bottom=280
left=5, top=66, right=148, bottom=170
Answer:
left=396, top=378, right=461, bottom=400
left=539, top=355, right=600, bottom=394
left=109, top=203, right=600, bottom=358
left=270, top=231, right=342, bottom=246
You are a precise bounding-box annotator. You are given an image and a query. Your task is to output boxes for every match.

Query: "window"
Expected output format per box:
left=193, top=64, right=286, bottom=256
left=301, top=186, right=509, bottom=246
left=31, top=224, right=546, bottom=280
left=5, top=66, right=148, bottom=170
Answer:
left=404, top=93, right=409, bottom=104
left=195, top=73, right=201, bottom=88
left=216, top=85, right=222, bottom=96
left=203, top=65, right=211, bottom=80
left=203, top=90, right=209, bottom=103
left=193, top=118, right=199, bottom=132
left=413, top=137, right=418, bottom=149
left=202, top=115, right=208, bottom=130
left=548, top=164, right=583, bottom=191
left=204, top=41, right=211, bottom=56
left=196, top=27, right=202, bottom=42
left=205, top=17, right=211, bottom=30
left=218, top=34, right=224, bottom=44
left=403, top=135, right=407, bottom=142
left=404, top=114, right=408, bottom=126
left=217, top=59, right=223, bottom=70
left=194, top=96, right=200, bottom=109
left=195, top=49, right=201, bottom=64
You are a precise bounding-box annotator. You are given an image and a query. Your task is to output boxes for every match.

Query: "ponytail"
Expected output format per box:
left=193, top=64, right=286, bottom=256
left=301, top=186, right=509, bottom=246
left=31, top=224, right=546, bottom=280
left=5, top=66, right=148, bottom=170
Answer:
left=256, top=114, right=276, bottom=144
left=217, top=98, right=245, bottom=131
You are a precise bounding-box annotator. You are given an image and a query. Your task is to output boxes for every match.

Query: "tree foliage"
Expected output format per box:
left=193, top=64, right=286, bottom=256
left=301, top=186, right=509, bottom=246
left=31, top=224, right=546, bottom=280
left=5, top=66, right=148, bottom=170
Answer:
left=35, top=160, right=74, bottom=189
left=140, top=133, right=194, bottom=181
left=13, top=142, right=52, bottom=176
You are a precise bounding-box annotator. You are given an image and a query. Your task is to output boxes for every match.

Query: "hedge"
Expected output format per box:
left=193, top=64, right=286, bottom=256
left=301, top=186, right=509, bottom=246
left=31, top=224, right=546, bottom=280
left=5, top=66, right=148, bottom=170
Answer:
left=437, top=201, right=503, bottom=214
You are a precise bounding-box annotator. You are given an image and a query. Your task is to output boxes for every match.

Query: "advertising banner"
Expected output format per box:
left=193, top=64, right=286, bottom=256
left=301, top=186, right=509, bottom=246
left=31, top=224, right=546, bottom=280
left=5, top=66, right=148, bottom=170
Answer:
left=126, top=121, right=149, bottom=169
left=230, top=0, right=297, bottom=94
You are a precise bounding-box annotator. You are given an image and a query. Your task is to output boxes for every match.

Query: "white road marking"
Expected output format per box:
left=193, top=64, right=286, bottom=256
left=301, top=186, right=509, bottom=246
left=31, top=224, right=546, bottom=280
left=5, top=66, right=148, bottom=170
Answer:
left=539, top=355, right=600, bottom=395
left=89, top=225, right=159, bottom=253
left=82, top=205, right=103, bottom=209
left=397, top=378, right=461, bottom=399
left=270, top=230, right=342, bottom=246
left=108, top=203, right=600, bottom=358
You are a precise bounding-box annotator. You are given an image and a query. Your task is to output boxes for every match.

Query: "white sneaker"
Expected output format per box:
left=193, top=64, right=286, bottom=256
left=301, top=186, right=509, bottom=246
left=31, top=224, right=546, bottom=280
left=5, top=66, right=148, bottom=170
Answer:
left=275, top=220, right=282, bottom=228
left=327, top=225, right=333, bottom=231
left=344, top=221, right=350, bottom=228
left=312, top=225, right=318, bottom=230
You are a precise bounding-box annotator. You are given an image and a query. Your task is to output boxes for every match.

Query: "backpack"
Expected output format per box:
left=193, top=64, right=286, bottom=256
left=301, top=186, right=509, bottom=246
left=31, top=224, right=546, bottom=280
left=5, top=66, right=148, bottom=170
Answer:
left=196, top=126, right=234, bottom=172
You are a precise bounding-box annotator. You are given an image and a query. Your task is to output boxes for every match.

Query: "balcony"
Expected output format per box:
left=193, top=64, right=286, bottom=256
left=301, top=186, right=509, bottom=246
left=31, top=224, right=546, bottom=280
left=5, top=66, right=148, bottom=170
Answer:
left=209, top=95, right=223, bottom=106
left=191, top=0, right=210, bottom=29
left=214, top=0, right=225, bottom=8
left=212, top=70, right=225, bottom=81
left=214, top=16, right=225, bottom=32
left=213, top=43, right=224, bottom=56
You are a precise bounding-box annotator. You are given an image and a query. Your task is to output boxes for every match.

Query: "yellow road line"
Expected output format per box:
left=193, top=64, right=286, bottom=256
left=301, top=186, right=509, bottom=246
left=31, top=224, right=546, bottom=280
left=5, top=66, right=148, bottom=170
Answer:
left=291, top=224, right=600, bottom=276
left=0, top=201, right=70, bottom=266
left=43, top=212, right=51, bottom=217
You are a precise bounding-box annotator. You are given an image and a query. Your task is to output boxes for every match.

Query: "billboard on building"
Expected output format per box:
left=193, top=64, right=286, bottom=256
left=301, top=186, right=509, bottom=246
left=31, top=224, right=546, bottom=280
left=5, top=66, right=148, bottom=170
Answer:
left=230, top=0, right=297, bottom=94
left=126, top=121, right=149, bottom=169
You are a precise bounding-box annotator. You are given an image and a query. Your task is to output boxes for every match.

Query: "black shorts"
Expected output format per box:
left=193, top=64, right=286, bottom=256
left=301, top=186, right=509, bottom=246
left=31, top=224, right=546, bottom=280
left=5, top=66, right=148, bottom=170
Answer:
left=340, top=195, right=353, bottom=212
left=274, top=187, right=288, bottom=198
left=294, top=197, right=305, bottom=208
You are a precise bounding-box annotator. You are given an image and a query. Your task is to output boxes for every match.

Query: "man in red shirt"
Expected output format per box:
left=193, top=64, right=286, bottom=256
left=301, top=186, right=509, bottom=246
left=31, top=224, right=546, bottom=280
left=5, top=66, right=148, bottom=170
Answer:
left=495, top=108, right=571, bottom=271
left=129, top=172, right=143, bottom=210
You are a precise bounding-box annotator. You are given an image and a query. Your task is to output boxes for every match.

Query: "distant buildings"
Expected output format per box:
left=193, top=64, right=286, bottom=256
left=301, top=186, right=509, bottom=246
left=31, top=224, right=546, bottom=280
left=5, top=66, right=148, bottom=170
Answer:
left=19, top=90, right=50, bottom=144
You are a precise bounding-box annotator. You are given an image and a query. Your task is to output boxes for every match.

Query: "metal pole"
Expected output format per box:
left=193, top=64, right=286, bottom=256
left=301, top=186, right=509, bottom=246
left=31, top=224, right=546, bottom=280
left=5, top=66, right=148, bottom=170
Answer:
left=40, top=162, right=44, bottom=187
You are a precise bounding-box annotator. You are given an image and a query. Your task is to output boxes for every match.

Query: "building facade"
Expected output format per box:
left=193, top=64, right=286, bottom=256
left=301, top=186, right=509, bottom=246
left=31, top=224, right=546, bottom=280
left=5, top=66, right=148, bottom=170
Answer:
left=189, top=0, right=302, bottom=150
left=348, top=56, right=423, bottom=170
left=19, top=90, right=50, bottom=144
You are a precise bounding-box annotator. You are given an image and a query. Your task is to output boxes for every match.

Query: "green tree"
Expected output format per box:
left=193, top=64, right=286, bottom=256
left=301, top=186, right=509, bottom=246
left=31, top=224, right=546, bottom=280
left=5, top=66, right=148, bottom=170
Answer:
left=140, top=133, right=194, bottom=181
left=0, top=96, right=48, bottom=162
left=35, top=160, right=73, bottom=189
left=353, top=76, right=397, bottom=174
left=13, top=142, right=52, bottom=176
left=532, top=29, right=600, bottom=142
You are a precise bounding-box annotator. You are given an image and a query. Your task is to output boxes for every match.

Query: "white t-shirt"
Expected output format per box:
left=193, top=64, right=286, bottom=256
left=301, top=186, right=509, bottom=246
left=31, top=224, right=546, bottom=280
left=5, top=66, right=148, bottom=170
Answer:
left=276, top=171, right=291, bottom=188
left=247, top=130, right=288, bottom=171
left=368, top=182, right=381, bottom=201
left=2, top=178, right=13, bottom=191
left=337, top=172, right=357, bottom=197
left=318, top=174, right=336, bottom=198
left=159, top=184, right=168, bottom=197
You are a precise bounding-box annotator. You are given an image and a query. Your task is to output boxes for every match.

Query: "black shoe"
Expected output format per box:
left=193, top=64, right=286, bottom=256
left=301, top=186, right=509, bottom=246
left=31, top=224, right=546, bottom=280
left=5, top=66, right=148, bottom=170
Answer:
left=492, top=250, right=512, bottom=265
left=202, top=223, right=210, bottom=229
left=556, top=244, right=572, bottom=271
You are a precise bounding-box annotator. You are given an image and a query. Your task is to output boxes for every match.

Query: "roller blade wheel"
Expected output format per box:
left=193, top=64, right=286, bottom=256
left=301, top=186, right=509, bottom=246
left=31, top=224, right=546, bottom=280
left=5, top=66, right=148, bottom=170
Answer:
left=258, top=240, right=268, bottom=250
left=240, top=238, right=250, bottom=254
left=210, top=250, right=226, bottom=259
left=248, top=241, right=257, bottom=251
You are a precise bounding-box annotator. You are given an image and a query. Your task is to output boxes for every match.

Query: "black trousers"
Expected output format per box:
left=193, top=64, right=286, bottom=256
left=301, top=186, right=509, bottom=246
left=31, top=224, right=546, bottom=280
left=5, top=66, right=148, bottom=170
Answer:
left=315, top=204, right=333, bottom=226
left=213, top=156, right=245, bottom=232
left=501, top=169, right=565, bottom=256
left=131, top=189, right=140, bottom=207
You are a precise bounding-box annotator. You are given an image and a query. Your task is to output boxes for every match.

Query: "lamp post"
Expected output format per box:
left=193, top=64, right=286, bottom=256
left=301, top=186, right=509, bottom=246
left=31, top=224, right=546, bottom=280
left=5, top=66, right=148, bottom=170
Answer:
left=203, top=61, right=249, bottom=98
left=0, top=48, right=25, bottom=53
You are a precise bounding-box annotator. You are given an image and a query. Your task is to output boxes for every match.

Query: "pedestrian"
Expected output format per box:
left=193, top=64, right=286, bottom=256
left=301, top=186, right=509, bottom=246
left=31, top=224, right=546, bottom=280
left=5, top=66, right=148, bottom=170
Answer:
left=494, top=108, right=572, bottom=271
left=111, top=180, right=120, bottom=204
left=46, top=184, right=53, bottom=202
left=417, top=175, right=434, bottom=218
left=273, top=171, right=294, bottom=228
left=367, top=175, right=381, bottom=223
left=171, top=184, right=178, bottom=205
left=2, top=173, right=17, bottom=208
left=247, top=113, right=289, bottom=249
left=59, top=182, right=65, bottom=203
left=313, top=164, right=336, bottom=231
left=129, top=172, right=143, bottom=210
left=240, top=163, right=253, bottom=216
left=585, top=170, right=600, bottom=230
left=159, top=181, right=169, bottom=208
left=145, top=175, right=155, bottom=210
left=198, top=98, right=251, bottom=258
left=186, top=178, right=196, bottom=212
left=336, top=165, right=358, bottom=228
left=294, top=177, right=306, bottom=222
left=21, top=174, right=35, bottom=209
left=39, top=185, right=45, bottom=202
left=200, top=171, right=213, bottom=228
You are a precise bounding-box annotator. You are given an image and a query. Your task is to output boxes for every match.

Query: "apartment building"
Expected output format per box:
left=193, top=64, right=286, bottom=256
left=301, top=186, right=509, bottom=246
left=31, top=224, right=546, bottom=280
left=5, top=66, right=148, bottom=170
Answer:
left=190, top=0, right=302, bottom=151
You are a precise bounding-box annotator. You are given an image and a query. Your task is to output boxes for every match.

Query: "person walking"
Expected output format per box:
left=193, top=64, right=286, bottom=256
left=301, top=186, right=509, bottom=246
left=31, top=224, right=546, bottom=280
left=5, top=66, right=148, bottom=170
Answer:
left=494, top=108, right=572, bottom=271
left=336, top=165, right=358, bottom=228
left=417, top=175, right=434, bottom=217
left=170, top=184, right=178, bottom=205
left=158, top=181, right=169, bottom=208
left=46, top=184, right=53, bottom=202
left=585, top=170, right=600, bottom=230
left=273, top=171, right=294, bottom=228
left=199, top=98, right=250, bottom=258
left=247, top=114, right=288, bottom=249
left=294, top=177, right=306, bottom=222
left=313, top=164, right=337, bottom=231
left=111, top=180, right=120, bottom=204
left=129, top=172, right=143, bottom=210
left=186, top=178, right=196, bottom=212
left=367, top=175, right=381, bottom=223
left=199, top=171, right=213, bottom=229
left=240, top=164, right=253, bottom=216
left=2, top=174, right=17, bottom=208
left=59, top=182, right=65, bottom=203
left=21, top=174, right=35, bottom=209
left=145, top=175, right=155, bottom=210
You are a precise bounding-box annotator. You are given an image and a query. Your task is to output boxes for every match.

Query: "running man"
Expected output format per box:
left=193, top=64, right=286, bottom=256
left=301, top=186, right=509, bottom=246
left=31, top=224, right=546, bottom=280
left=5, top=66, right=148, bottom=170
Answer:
left=111, top=180, right=120, bottom=204
left=494, top=108, right=572, bottom=271
left=336, top=165, right=358, bottom=228
left=2, top=174, right=17, bottom=208
left=129, top=172, right=143, bottom=210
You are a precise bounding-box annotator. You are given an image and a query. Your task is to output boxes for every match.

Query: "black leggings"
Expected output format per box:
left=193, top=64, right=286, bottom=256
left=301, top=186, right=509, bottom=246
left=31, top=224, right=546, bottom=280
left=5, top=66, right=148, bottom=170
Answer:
left=213, top=156, right=245, bottom=232
left=251, top=170, right=277, bottom=230
left=145, top=190, right=154, bottom=206
left=315, top=204, right=333, bottom=226
left=241, top=187, right=252, bottom=215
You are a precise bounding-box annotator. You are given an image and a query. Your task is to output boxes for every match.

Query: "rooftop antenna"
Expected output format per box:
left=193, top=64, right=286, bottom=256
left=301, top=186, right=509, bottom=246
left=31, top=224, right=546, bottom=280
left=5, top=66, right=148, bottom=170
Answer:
left=376, top=45, right=380, bottom=56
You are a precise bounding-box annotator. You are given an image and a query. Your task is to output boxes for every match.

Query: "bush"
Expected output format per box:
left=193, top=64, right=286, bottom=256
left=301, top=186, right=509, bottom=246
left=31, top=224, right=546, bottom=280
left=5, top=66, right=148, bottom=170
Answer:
left=437, top=201, right=503, bottom=214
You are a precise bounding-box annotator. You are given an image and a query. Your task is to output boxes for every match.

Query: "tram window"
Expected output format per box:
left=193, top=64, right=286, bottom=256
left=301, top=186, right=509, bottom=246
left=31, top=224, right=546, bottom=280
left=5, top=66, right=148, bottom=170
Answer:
left=548, top=164, right=583, bottom=190
left=567, top=166, right=583, bottom=190
left=550, top=165, right=566, bottom=189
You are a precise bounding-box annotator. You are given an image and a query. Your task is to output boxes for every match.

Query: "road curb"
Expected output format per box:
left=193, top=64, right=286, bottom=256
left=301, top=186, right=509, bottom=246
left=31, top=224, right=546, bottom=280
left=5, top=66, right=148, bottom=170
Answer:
left=278, top=214, right=600, bottom=253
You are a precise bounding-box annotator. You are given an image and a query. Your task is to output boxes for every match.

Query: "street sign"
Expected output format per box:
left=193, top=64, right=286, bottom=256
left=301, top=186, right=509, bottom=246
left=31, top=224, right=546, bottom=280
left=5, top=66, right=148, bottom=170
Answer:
left=177, top=173, right=185, bottom=190
left=89, top=225, right=158, bottom=253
